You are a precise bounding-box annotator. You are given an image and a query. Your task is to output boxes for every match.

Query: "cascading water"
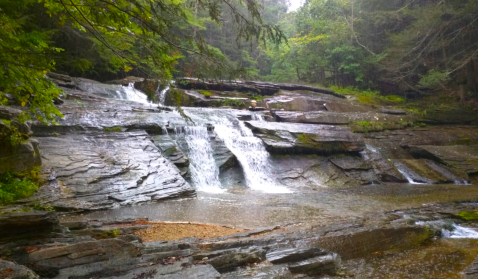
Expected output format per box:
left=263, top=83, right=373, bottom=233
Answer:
left=174, top=126, right=224, bottom=193
left=392, top=160, right=428, bottom=184
left=212, top=117, right=291, bottom=193
left=159, top=85, right=170, bottom=106
left=442, top=224, right=478, bottom=239
left=76, top=81, right=150, bottom=104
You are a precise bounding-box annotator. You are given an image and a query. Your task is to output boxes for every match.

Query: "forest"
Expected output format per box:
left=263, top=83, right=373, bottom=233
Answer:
left=1, top=0, right=478, bottom=123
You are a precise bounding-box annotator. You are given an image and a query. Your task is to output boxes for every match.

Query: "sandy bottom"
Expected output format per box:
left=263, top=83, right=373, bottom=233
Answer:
left=134, top=221, right=246, bottom=242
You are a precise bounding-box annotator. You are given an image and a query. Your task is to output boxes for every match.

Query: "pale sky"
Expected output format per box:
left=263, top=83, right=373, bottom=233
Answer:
left=288, top=0, right=305, bottom=12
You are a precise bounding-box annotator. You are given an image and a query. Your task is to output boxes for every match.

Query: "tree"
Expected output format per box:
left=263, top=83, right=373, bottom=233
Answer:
left=0, top=0, right=285, bottom=123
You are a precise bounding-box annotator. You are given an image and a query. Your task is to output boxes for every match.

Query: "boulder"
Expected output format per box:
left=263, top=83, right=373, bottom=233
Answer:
left=245, top=121, right=365, bottom=155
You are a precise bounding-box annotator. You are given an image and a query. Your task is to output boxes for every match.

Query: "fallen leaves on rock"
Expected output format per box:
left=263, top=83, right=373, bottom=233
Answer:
left=134, top=221, right=246, bottom=242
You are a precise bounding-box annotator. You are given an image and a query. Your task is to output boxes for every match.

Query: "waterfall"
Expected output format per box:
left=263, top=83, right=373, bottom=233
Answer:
left=174, top=126, right=224, bottom=193
left=424, top=160, right=470, bottom=185
left=159, top=85, right=170, bottom=106
left=392, top=161, right=428, bottom=184
left=213, top=118, right=291, bottom=193
left=76, top=81, right=150, bottom=104
left=251, top=113, right=264, bottom=121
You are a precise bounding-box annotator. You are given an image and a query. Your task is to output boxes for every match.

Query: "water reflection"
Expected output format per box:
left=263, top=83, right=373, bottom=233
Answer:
left=66, top=183, right=478, bottom=228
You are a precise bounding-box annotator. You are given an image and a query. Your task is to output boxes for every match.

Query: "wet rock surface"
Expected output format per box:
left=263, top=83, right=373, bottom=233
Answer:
left=245, top=121, right=365, bottom=155
left=175, top=78, right=342, bottom=98
left=29, top=131, right=194, bottom=210
left=3, top=202, right=476, bottom=279
left=0, top=260, right=40, bottom=279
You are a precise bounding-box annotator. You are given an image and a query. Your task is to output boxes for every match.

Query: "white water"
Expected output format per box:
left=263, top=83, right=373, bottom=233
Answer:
left=212, top=117, right=291, bottom=193
left=76, top=81, right=150, bottom=104
left=174, top=126, right=225, bottom=193
left=392, top=160, right=425, bottom=184
left=159, top=85, right=170, bottom=106
left=442, top=224, right=478, bottom=239
left=122, top=83, right=150, bottom=104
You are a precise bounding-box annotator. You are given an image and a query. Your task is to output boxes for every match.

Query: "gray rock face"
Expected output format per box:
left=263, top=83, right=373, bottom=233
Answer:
left=0, top=260, right=40, bottom=279
left=32, top=131, right=194, bottom=210
left=409, top=145, right=478, bottom=175
left=151, top=134, right=190, bottom=177
left=266, top=247, right=328, bottom=264
left=271, top=155, right=357, bottom=188
left=31, top=89, right=187, bottom=136
left=0, top=139, right=42, bottom=174
left=288, top=254, right=341, bottom=275
left=176, top=78, right=342, bottom=98
left=193, top=247, right=266, bottom=272
left=272, top=110, right=415, bottom=126
left=245, top=121, right=365, bottom=155
left=265, top=93, right=367, bottom=113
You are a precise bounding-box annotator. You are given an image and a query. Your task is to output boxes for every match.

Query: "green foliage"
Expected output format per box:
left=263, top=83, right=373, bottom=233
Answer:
left=1, top=0, right=286, bottom=124
left=419, top=69, right=450, bottom=88
left=199, top=90, right=213, bottom=97
left=221, top=98, right=246, bottom=107
left=0, top=120, right=29, bottom=147
left=96, top=229, right=121, bottom=239
left=33, top=204, right=55, bottom=211
left=350, top=120, right=422, bottom=133
left=458, top=211, right=478, bottom=222
left=0, top=168, right=40, bottom=205
left=297, top=133, right=315, bottom=144
left=103, top=126, right=122, bottom=132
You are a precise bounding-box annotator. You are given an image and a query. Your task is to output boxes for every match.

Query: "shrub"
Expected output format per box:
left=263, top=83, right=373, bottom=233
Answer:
left=0, top=170, right=40, bottom=205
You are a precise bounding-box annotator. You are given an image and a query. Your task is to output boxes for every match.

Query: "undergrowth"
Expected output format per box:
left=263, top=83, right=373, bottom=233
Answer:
left=329, top=86, right=405, bottom=105
left=0, top=167, right=41, bottom=205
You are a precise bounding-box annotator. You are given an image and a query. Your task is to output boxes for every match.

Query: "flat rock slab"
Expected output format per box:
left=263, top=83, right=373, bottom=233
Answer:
left=272, top=110, right=415, bottom=125
left=245, top=121, right=364, bottom=155
left=267, top=247, right=328, bottom=264
left=265, top=93, right=367, bottom=113
left=31, top=88, right=188, bottom=136
left=32, top=131, right=195, bottom=210
left=288, top=254, right=340, bottom=275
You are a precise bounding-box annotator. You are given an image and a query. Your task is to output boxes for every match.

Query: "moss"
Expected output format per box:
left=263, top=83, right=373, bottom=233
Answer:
left=96, top=229, right=121, bottom=239
left=350, top=120, right=422, bottom=133
left=1, top=119, right=29, bottom=147
left=221, top=98, right=246, bottom=107
left=199, top=90, right=212, bottom=96
left=297, top=133, right=316, bottom=144
left=0, top=167, right=41, bottom=205
left=458, top=211, right=478, bottom=222
left=103, top=126, right=122, bottom=132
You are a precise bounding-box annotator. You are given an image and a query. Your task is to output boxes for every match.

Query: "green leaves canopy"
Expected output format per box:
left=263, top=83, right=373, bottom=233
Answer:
left=0, top=0, right=285, bottom=123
